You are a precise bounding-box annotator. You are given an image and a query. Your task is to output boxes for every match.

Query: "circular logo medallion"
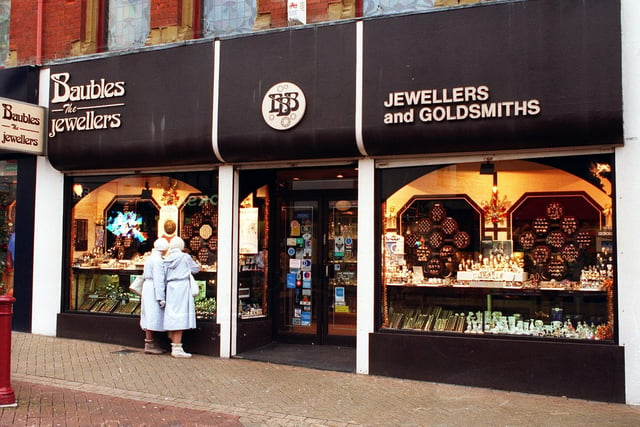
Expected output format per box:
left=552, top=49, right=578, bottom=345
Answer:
left=262, top=82, right=306, bottom=130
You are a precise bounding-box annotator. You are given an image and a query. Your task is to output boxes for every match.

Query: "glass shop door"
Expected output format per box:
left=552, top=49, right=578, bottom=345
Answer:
left=276, top=196, right=357, bottom=345
left=326, top=199, right=357, bottom=341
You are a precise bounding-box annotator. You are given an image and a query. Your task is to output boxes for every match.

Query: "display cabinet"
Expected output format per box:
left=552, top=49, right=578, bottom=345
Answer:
left=180, top=193, right=218, bottom=267
left=382, top=195, right=614, bottom=341
left=71, top=266, right=217, bottom=320
left=238, top=253, right=268, bottom=319
left=237, top=191, right=270, bottom=320
left=384, top=284, right=609, bottom=339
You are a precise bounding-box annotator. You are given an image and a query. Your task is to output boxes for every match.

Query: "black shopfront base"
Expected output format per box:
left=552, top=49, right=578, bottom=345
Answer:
left=369, top=332, right=625, bottom=403
left=57, top=313, right=220, bottom=356
left=236, top=317, right=272, bottom=354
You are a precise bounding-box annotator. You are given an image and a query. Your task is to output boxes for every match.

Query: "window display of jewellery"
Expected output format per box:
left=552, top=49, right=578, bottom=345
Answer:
left=401, top=203, right=474, bottom=279
left=385, top=247, right=614, bottom=292
left=181, top=193, right=218, bottom=267
left=71, top=267, right=217, bottom=320
left=195, top=295, right=217, bottom=320
left=383, top=286, right=610, bottom=340
left=513, top=201, right=603, bottom=282
left=77, top=288, right=142, bottom=316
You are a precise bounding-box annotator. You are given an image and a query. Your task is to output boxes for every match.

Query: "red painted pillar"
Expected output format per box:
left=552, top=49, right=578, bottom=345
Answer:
left=0, top=295, right=16, bottom=407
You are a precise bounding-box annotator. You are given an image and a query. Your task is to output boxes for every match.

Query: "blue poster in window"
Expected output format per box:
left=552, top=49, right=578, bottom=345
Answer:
left=301, top=311, right=311, bottom=326
left=286, top=272, right=297, bottom=289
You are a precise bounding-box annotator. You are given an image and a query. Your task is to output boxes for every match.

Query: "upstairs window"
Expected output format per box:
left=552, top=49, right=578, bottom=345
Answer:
left=0, top=0, right=10, bottom=66
left=106, top=0, right=150, bottom=50
left=363, top=0, right=434, bottom=17
left=201, top=0, right=257, bottom=38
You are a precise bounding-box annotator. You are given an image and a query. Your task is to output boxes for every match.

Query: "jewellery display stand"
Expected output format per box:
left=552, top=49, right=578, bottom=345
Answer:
left=384, top=284, right=607, bottom=340
left=238, top=253, right=268, bottom=319
left=70, top=267, right=217, bottom=320
left=383, top=195, right=612, bottom=342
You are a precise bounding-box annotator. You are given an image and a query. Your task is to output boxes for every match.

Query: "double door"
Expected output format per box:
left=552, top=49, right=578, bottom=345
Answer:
left=276, top=194, right=357, bottom=345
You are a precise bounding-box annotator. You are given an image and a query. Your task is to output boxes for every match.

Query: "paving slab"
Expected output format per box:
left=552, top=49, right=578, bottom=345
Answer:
left=2, top=332, right=640, bottom=426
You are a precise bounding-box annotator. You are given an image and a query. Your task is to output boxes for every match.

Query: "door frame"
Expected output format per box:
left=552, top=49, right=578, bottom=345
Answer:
left=272, top=188, right=357, bottom=346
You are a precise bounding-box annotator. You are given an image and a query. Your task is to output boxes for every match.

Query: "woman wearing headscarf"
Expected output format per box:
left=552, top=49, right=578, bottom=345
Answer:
left=139, top=237, right=169, bottom=354
left=163, top=236, right=200, bottom=358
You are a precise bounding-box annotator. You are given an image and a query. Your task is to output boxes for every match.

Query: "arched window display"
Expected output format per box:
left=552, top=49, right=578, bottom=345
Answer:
left=68, top=174, right=218, bottom=320
left=381, top=156, right=615, bottom=341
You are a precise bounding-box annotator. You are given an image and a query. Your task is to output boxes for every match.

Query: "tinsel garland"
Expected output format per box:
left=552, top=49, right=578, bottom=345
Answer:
left=596, top=278, right=614, bottom=340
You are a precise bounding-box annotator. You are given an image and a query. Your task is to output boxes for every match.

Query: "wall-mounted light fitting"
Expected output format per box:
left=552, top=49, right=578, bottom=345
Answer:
left=479, top=162, right=495, bottom=175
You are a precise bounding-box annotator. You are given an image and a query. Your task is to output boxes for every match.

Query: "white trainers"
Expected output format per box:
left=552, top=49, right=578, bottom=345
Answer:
left=171, top=343, right=192, bottom=358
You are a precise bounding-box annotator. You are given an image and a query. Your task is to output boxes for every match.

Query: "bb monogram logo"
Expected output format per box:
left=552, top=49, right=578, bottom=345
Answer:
left=261, top=82, right=306, bottom=130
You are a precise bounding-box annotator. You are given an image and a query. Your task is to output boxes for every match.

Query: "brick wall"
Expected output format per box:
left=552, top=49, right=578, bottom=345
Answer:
left=151, top=0, right=180, bottom=28
left=6, top=0, right=484, bottom=66
left=8, top=0, right=39, bottom=64
left=9, top=0, right=84, bottom=65
left=43, top=0, right=84, bottom=61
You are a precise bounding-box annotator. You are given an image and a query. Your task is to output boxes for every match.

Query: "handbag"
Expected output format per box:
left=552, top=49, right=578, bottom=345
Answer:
left=130, top=275, right=144, bottom=296
left=189, top=274, right=200, bottom=297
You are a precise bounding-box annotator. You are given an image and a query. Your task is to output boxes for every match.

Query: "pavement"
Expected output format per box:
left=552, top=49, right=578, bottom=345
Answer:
left=2, top=332, right=640, bottom=426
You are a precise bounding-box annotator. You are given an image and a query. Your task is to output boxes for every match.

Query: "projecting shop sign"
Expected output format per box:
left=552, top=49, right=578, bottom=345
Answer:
left=0, top=97, right=47, bottom=155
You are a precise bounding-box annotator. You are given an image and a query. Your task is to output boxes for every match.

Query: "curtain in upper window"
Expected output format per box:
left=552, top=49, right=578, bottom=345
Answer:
left=0, top=0, right=10, bottom=66
left=108, top=0, right=150, bottom=50
left=202, top=0, right=256, bottom=38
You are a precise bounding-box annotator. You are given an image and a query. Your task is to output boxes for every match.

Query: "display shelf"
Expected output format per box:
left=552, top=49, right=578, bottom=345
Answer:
left=383, top=284, right=609, bottom=340
left=238, top=253, right=268, bottom=320
left=383, top=194, right=614, bottom=342
left=70, top=267, right=217, bottom=319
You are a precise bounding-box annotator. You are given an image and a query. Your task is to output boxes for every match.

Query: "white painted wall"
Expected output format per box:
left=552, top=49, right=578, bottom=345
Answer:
left=31, top=157, right=64, bottom=336
left=30, top=68, right=65, bottom=336
left=217, top=165, right=238, bottom=358
left=619, top=0, right=640, bottom=406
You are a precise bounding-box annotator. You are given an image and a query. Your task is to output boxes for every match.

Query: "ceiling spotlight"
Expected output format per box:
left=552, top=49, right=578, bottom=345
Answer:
left=72, top=183, right=84, bottom=197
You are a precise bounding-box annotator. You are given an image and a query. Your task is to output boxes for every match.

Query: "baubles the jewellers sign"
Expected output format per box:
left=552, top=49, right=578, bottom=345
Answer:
left=0, top=97, right=47, bottom=155
left=262, top=82, right=306, bottom=130
left=48, top=72, right=126, bottom=138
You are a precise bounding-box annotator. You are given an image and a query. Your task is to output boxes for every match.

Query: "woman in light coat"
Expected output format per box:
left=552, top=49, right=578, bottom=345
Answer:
left=163, top=236, right=200, bottom=358
left=139, top=237, right=169, bottom=354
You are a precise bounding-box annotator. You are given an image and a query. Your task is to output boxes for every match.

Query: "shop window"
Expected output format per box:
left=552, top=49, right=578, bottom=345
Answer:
left=201, top=0, right=257, bottom=38
left=238, top=185, right=269, bottom=319
left=0, top=160, right=17, bottom=297
left=0, top=0, right=9, bottom=66
left=67, top=173, right=218, bottom=320
left=381, top=156, right=615, bottom=341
